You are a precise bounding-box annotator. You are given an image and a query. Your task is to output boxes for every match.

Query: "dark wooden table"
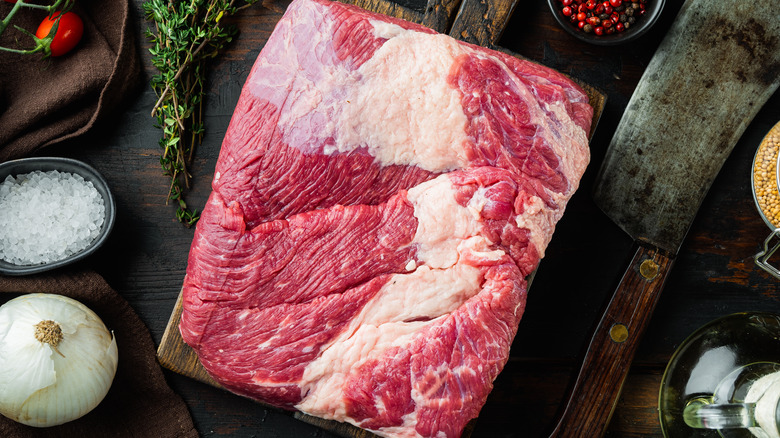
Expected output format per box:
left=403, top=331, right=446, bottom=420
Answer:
left=43, top=0, right=780, bottom=436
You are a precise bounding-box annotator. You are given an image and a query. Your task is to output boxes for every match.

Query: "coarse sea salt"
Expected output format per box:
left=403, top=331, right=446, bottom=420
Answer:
left=0, top=170, right=106, bottom=266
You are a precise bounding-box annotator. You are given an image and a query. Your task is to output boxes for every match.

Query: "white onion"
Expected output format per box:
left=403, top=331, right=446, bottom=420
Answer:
left=0, top=293, right=118, bottom=427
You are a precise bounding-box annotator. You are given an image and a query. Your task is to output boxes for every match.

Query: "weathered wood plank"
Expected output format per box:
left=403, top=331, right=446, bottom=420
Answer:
left=449, top=0, right=519, bottom=47
left=421, top=0, right=463, bottom=32
left=157, top=291, right=218, bottom=388
left=346, top=0, right=424, bottom=22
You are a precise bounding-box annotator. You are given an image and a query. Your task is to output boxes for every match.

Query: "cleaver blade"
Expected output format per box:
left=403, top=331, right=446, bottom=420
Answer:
left=549, top=0, right=780, bottom=437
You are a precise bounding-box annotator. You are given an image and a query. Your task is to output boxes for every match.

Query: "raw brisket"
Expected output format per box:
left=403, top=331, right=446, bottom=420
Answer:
left=180, top=0, right=592, bottom=436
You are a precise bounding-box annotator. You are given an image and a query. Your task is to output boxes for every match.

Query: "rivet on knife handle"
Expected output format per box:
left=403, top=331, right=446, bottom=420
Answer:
left=639, top=258, right=659, bottom=280
left=547, top=245, right=673, bottom=438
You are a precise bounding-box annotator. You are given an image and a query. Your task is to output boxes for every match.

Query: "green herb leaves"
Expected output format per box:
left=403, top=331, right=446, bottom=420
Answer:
left=144, top=0, right=257, bottom=226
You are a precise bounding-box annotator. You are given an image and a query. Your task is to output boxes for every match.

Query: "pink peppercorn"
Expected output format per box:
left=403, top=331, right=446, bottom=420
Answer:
left=557, top=0, right=648, bottom=36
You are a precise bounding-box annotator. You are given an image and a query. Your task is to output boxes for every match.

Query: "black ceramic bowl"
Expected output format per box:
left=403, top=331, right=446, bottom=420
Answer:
left=547, top=0, right=665, bottom=46
left=0, top=157, right=116, bottom=276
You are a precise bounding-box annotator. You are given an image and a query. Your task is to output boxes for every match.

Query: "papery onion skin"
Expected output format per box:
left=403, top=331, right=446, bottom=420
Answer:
left=0, top=293, right=118, bottom=427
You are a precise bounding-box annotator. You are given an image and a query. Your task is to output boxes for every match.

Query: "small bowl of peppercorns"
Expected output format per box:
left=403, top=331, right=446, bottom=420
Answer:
left=548, top=0, right=665, bottom=45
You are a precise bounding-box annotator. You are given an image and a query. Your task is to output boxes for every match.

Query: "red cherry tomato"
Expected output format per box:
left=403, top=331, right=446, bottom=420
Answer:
left=35, top=12, right=84, bottom=57
left=3, top=0, right=18, bottom=3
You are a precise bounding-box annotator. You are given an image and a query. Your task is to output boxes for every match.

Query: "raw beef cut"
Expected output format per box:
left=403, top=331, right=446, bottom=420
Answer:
left=179, top=0, right=593, bottom=436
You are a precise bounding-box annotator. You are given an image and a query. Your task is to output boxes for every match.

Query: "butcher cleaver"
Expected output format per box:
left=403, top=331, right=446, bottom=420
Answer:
left=548, top=1, right=780, bottom=436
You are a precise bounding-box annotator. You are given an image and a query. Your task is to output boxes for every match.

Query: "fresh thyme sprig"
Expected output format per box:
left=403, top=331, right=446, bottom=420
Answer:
left=143, top=0, right=258, bottom=226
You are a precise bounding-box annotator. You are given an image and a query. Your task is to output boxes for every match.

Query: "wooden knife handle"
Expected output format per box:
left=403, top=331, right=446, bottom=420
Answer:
left=548, top=245, right=674, bottom=438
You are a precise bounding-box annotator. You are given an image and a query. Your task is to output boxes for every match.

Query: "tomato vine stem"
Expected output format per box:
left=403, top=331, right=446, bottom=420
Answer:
left=0, top=0, right=73, bottom=57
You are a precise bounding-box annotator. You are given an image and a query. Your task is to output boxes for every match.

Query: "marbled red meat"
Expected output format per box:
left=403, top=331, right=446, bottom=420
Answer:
left=180, top=0, right=592, bottom=436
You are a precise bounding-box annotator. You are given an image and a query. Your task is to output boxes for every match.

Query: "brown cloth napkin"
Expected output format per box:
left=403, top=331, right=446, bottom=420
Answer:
left=0, top=270, right=198, bottom=438
left=0, top=0, right=140, bottom=160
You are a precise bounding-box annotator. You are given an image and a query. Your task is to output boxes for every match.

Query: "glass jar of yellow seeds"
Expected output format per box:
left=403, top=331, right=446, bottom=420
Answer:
left=753, top=120, right=780, bottom=278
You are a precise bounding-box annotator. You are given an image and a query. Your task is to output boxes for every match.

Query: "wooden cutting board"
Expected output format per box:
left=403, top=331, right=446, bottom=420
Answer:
left=156, top=0, right=606, bottom=436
